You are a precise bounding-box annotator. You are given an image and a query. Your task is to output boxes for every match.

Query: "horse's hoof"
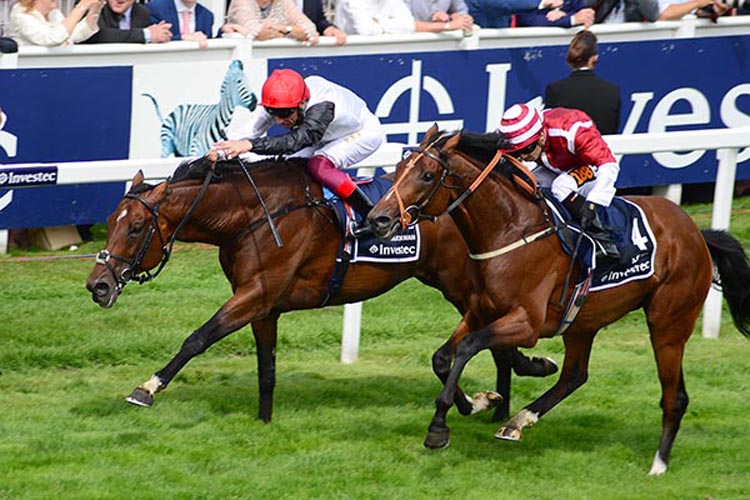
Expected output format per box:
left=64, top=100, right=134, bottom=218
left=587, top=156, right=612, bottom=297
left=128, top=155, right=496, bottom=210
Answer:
left=424, top=429, right=451, bottom=450
left=470, top=390, right=503, bottom=414
left=514, top=356, right=559, bottom=377
left=126, top=387, right=154, bottom=407
left=494, top=424, right=521, bottom=441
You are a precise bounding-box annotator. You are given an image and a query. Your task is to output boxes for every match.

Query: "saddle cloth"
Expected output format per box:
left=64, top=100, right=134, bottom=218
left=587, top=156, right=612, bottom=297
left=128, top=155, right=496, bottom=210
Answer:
left=543, top=190, right=657, bottom=292
left=324, top=176, right=420, bottom=264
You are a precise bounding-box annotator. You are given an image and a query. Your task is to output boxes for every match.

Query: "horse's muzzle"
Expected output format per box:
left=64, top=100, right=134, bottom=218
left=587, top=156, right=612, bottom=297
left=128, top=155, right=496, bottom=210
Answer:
left=368, top=212, right=401, bottom=240
left=86, top=278, right=119, bottom=308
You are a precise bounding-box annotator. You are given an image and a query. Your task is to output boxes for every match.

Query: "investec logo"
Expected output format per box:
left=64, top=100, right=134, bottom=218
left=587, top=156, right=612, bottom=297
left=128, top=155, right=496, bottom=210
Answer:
left=0, top=166, right=58, bottom=187
left=368, top=233, right=417, bottom=255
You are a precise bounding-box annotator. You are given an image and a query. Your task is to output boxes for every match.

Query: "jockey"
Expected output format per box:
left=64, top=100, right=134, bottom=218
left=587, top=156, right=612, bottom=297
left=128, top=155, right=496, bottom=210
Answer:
left=498, top=103, right=620, bottom=259
left=211, top=68, right=384, bottom=230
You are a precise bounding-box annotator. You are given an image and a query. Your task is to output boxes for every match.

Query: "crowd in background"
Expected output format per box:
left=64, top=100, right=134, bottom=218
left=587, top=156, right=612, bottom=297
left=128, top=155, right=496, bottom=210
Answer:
left=0, top=0, right=748, bottom=48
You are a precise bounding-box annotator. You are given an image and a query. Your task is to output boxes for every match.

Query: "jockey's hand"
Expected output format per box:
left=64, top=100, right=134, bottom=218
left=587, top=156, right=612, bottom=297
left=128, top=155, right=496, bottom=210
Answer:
left=579, top=201, right=598, bottom=230
left=212, top=139, right=252, bottom=160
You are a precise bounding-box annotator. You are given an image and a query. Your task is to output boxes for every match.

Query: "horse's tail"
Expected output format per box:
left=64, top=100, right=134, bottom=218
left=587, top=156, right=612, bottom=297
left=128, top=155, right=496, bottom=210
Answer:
left=141, top=93, right=165, bottom=123
left=702, top=229, right=750, bottom=337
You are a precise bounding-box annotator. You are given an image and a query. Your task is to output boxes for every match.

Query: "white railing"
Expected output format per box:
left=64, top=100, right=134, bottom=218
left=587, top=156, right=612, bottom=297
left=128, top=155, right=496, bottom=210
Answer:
left=3, top=127, right=750, bottom=359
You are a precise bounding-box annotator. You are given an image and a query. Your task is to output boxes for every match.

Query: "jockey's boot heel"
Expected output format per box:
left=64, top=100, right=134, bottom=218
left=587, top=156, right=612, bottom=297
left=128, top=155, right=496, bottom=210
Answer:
left=346, top=186, right=375, bottom=237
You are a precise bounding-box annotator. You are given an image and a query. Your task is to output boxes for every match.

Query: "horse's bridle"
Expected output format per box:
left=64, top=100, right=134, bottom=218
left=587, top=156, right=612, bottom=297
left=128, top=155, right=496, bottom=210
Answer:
left=95, top=165, right=215, bottom=293
left=389, top=134, right=503, bottom=231
left=389, top=135, right=465, bottom=230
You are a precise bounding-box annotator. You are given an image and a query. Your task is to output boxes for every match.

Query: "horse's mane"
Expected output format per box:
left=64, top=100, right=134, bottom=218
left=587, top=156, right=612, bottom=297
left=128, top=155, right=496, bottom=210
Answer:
left=172, top=156, right=308, bottom=183
left=126, top=156, right=308, bottom=195
left=424, top=129, right=513, bottom=177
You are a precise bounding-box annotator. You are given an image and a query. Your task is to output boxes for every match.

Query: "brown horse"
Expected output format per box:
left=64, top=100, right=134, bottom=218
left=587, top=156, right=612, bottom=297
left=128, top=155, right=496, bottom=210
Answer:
left=85, top=156, right=555, bottom=423
left=368, top=126, right=750, bottom=475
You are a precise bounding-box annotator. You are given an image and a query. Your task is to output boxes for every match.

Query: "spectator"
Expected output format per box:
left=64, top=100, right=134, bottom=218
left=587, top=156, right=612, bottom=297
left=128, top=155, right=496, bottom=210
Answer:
left=147, top=0, right=214, bottom=42
left=594, top=0, right=660, bottom=23
left=224, top=0, right=318, bottom=44
left=8, top=0, right=104, bottom=46
left=657, top=0, right=729, bottom=19
left=466, top=0, right=564, bottom=28
left=544, top=30, right=620, bottom=135
left=516, top=0, right=594, bottom=26
left=335, top=0, right=416, bottom=35
left=84, top=0, right=172, bottom=43
left=302, top=0, right=347, bottom=45
left=407, top=0, right=474, bottom=33
left=210, top=68, right=384, bottom=230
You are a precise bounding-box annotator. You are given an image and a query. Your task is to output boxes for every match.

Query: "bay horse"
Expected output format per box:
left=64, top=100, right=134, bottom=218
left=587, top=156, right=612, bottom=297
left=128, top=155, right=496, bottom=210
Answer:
left=367, top=125, right=750, bottom=475
left=85, top=156, right=556, bottom=423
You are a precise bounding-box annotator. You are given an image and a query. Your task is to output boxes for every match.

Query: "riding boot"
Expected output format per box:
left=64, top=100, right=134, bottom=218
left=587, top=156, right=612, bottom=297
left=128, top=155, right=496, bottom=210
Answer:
left=345, top=185, right=374, bottom=237
left=586, top=213, right=621, bottom=260
left=563, top=194, right=620, bottom=260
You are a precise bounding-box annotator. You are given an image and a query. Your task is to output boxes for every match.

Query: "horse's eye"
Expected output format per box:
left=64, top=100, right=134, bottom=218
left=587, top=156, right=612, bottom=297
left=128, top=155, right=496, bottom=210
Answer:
left=421, top=171, right=435, bottom=182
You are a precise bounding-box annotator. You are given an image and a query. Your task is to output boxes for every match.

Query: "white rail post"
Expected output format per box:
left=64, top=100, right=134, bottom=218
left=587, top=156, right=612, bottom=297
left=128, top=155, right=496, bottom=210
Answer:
left=341, top=301, right=362, bottom=364
left=702, top=147, right=739, bottom=339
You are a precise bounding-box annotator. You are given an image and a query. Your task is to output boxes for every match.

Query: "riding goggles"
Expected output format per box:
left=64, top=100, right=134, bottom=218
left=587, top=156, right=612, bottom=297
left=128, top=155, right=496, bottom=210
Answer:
left=264, top=106, right=297, bottom=118
left=510, top=140, right=539, bottom=157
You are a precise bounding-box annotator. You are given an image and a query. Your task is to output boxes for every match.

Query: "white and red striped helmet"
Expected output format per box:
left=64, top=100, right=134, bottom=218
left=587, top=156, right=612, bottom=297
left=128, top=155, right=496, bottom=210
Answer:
left=498, top=104, right=543, bottom=152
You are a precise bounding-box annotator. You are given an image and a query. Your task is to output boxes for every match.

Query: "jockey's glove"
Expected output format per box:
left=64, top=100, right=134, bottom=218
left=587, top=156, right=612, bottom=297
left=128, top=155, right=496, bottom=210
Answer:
left=579, top=201, right=598, bottom=229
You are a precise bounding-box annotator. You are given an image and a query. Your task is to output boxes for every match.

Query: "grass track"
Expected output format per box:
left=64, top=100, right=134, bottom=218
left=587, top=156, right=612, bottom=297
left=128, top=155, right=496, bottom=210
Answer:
left=1, top=200, right=750, bottom=499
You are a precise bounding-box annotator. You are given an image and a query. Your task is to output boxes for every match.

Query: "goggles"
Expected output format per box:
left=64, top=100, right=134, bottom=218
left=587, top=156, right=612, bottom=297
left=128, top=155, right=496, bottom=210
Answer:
left=510, top=140, right=539, bottom=157
left=264, top=106, right=297, bottom=118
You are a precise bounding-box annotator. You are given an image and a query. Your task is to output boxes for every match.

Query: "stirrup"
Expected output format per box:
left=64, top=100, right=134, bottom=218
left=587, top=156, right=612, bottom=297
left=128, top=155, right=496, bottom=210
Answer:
left=350, top=221, right=372, bottom=238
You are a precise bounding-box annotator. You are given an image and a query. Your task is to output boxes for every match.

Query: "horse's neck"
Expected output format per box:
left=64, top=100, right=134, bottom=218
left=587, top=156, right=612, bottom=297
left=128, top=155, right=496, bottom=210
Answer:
left=162, top=168, right=309, bottom=245
left=450, top=155, right=542, bottom=256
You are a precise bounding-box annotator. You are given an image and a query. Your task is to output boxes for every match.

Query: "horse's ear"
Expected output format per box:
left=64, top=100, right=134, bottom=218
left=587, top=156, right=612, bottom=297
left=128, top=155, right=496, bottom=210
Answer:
left=423, top=124, right=439, bottom=144
left=151, top=181, right=169, bottom=201
left=132, top=170, right=145, bottom=186
left=444, top=132, right=461, bottom=153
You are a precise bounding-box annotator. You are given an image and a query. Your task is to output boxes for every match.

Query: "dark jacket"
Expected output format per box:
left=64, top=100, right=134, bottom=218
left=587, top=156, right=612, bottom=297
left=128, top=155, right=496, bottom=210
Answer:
left=545, top=69, right=621, bottom=135
left=147, top=0, right=215, bottom=40
left=252, top=102, right=335, bottom=155
left=303, top=0, right=333, bottom=35
left=516, top=0, right=586, bottom=27
left=84, top=2, right=152, bottom=43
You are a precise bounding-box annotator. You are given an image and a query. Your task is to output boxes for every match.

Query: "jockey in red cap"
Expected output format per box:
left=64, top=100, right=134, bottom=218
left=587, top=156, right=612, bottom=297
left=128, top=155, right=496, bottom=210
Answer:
left=212, top=68, right=384, bottom=232
left=499, top=102, right=621, bottom=258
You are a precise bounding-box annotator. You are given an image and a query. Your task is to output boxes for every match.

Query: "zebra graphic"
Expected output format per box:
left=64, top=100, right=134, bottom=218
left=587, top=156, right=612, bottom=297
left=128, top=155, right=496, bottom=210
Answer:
left=143, top=59, right=257, bottom=158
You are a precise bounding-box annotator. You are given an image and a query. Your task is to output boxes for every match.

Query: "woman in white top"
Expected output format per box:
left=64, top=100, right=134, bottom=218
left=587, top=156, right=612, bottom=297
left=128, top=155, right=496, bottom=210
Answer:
left=223, top=0, right=318, bottom=44
left=336, top=0, right=416, bottom=35
left=9, top=0, right=104, bottom=46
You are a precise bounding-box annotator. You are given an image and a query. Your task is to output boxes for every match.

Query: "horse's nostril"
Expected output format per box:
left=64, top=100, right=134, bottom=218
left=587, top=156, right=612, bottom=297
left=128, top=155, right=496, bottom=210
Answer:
left=92, top=282, right=110, bottom=296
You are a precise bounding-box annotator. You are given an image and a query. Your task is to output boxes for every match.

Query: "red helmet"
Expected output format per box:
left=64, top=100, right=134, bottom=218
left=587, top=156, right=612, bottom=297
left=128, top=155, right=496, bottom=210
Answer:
left=260, top=69, right=310, bottom=109
left=498, top=103, right=543, bottom=152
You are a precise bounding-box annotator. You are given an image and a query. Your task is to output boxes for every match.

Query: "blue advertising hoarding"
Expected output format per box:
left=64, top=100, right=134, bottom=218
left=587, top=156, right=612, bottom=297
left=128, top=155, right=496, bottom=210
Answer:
left=0, top=66, right=132, bottom=229
left=270, top=35, right=750, bottom=188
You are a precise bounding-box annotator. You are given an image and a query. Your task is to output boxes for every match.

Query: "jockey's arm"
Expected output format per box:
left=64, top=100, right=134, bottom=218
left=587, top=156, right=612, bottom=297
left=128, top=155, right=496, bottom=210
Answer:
left=252, top=101, right=335, bottom=155
left=575, top=127, right=620, bottom=207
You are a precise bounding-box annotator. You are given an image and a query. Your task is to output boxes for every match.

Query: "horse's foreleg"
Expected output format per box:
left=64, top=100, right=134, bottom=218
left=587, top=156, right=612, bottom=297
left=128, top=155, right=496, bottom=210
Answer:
left=251, top=316, right=279, bottom=423
left=126, top=293, right=259, bottom=407
left=433, top=320, right=502, bottom=417
left=495, top=330, right=595, bottom=441
left=425, top=328, right=494, bottom=449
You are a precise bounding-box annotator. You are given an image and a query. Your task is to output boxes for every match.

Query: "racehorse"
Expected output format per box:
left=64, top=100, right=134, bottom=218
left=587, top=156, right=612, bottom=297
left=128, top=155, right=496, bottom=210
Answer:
left=85, top=156, right=556, bottom=423
left=367, top=125, right=750, bottom=475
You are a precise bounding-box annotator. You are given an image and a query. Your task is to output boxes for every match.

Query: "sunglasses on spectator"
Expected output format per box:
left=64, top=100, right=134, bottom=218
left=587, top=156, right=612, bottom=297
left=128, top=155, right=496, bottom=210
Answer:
left=265, top=107, right=297, bottom=118
left=511, top=140, right=539, bottom=157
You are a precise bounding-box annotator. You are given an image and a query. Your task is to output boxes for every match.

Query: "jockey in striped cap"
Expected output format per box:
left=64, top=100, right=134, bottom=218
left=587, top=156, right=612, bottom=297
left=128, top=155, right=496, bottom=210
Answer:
left=499, top=103, right=621, bottom=258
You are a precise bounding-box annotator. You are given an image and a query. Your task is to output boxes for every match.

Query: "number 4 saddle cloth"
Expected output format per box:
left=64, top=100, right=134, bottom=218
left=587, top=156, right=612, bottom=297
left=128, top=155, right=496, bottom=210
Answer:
left=543, top=189, right=657, bottom=293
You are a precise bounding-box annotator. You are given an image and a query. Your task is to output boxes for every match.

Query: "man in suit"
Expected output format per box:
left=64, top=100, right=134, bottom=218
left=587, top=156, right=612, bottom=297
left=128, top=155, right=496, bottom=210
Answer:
left=545, top=30, right=620, bottom=135
left=84, top=0, right=172, bottom=43
left=303, top=0, right=347, bottom=45
left=147, top=0, right=214, bottom=42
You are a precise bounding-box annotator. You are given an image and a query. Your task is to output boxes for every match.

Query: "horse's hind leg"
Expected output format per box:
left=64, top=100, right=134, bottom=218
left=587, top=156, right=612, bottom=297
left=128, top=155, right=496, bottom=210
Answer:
left=644, top=298, right=701, bottom=475
left=251, top=316, right=279, bottom=423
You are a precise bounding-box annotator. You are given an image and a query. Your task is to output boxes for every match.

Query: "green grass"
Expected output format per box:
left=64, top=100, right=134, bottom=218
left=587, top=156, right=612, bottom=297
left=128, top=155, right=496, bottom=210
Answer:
left=1, top=199, right=750, bottom=499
